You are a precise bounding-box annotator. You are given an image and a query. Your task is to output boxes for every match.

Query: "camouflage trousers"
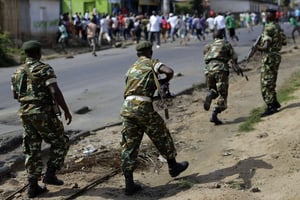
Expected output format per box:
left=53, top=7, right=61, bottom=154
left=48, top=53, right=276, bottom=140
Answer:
left=260, top=53, right=281, bottom=105
left=205, top=70, right=229, bottom=111
left=21, top=113, right=69, bottom=179
left=120, top=100, right=177, bottom=173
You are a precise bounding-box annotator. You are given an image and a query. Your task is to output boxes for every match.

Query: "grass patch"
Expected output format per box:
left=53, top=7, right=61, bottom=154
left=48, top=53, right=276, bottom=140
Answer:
left=178, top=179, right=194, bottom=189
left=238, top=107, right=264, bottom=132
left=239, top=71, right=300, bottom=132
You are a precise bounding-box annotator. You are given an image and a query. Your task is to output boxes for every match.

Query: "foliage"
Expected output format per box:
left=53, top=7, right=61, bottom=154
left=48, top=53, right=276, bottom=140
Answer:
left=239, top=70, right=300, bottom=132
left=283, top=0, right=290, bottom=7
left=238, top=107, right=263, bottom=132
left=189, top=0, right=203, bottom=15
left=174, top=4, right=191, bottom=15
left=0, top=32, right=18, bottom=67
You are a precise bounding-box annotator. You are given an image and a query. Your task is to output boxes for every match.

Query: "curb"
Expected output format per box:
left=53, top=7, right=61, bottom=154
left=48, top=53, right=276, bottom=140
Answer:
left=0, top=121, right=123, bottom=180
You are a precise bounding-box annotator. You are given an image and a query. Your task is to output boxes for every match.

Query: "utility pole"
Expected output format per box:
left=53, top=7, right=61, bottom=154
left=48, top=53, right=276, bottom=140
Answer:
left=163, top=0, right=170, bottom=16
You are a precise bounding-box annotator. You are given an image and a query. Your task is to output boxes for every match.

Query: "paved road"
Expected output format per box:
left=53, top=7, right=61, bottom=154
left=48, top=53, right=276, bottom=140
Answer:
left=0, top=24, right=293, bottom=137
left=0, top=23, right=295, bottom=177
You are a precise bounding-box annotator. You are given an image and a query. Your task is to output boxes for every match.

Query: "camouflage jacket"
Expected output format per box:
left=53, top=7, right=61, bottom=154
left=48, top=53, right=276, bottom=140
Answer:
left=261, top=21, right=287, bottom=53
left=204, top=39, right=237, bottom=73
left=123, top=56, right=162, bottom=98
left=11, top=58, right=56, bottom=116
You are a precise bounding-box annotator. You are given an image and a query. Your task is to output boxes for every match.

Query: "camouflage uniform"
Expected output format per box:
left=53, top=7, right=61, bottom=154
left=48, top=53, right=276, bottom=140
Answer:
left=204, top=38, right=237, bottom=111
left=11, top=58, right=69, bottom=180
left=120, top=56, right=176, bottom=172
left=260, top=21, right=286, bottom=106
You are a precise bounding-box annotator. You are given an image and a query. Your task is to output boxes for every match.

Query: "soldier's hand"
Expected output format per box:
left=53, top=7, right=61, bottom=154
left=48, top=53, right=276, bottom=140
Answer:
left=64, top=111, right=72, bottom=125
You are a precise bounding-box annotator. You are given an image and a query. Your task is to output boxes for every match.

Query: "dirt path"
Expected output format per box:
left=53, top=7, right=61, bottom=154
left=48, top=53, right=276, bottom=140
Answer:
left=1, top=40, right=300, bottom=200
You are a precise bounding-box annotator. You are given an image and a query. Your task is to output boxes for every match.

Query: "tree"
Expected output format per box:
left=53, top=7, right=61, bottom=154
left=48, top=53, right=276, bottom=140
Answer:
left=283, top=0, right=290, bottom=7
left=190, top=0, right=203, bottom=15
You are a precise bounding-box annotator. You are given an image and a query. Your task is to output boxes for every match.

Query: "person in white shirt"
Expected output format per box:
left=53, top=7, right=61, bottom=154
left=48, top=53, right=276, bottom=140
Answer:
left=206, top=15, right=215, bottom=34
left=214, top=13, right=227, bottom=40
left=149, top=10, right=162, bottom=48
left=84, top=11, right=90, bottom=20
left=99, top=15, right=112, bottom=46
left=167, top=13, right=178, bottom=42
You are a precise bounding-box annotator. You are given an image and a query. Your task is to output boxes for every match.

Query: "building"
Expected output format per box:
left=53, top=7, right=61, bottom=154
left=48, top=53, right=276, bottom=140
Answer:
left=61, top=0, right=113, bottom=17
left=209, top=0, right=277, bottom=13
left=0, top=0, right=60, bottom=45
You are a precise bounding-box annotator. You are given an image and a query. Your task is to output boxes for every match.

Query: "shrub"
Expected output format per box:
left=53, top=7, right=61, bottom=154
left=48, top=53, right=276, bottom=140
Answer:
left=0, top=32, right=18, bottom=67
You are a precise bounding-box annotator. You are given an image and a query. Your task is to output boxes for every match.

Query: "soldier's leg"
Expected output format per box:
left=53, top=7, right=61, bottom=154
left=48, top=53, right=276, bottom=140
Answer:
left=21, top=117, right=44, bottom=179
left=145, top=112, right=188, bottom=177
left=21, top=116, right=48, bottom=198
left=35, top=115, right=69, bottom=185
left=120, top=118, right=144, bottom=195
left=260, top=55, right=280, bottom=116
left=210, top=71, right=228, bottom=125
left=204, top=73, right=218, bottom=111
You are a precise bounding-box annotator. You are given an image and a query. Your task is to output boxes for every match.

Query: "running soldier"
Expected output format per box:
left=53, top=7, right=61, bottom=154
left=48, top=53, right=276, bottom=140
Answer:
left=120, top=41, right=189, bottom=195
left=203, top=30, right=238, bottom=125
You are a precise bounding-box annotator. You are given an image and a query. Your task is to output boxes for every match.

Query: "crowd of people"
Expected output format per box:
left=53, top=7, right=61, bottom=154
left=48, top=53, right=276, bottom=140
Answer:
left=11, top=5, right=295, bottom=198
left=55, top=8, right=300, bottom=53
left=55, top=10, right=263, bottom=53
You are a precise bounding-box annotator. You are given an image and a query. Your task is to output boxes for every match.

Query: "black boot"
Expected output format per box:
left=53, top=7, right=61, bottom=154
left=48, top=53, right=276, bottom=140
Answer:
left=210, top=108, right=223, bottom=125
left=27, top=177, right=47, bottom=198
left=204, top=90, right=217, bottom=111
left=43, top=166, right=64, bottom=185
left=261, top=104, right=278, bottom=117
left=167, top=158, right=189, bottom=177
left=124, top=171, right=142, bottom=195
left=272, top=99, right=281, bottom=110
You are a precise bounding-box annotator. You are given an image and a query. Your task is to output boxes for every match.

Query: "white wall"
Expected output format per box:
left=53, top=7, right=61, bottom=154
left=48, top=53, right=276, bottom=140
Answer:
left=29, top=0, right=59, bottom=35
left=210, top=0, right=269, bottom=13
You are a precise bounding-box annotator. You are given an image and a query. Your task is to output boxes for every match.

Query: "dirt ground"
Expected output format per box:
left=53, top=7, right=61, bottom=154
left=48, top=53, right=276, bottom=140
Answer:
left=1, top=39, right=300, bottom=200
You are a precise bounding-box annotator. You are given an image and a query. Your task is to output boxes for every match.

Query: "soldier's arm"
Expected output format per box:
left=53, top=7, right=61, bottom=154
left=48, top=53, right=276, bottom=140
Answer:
left=256, top=40, right=269, bottom=51
left=157, top=64, right=174, bottom=84
left=203, top=44, right=211, bottom=55
left=257, top=29, right=271, bottom=51
left=48, top=83, right=72, bottom=125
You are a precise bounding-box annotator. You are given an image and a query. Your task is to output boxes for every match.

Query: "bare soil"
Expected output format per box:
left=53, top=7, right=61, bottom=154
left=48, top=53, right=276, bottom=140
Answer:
left=1, top=40, right=300, bottom=200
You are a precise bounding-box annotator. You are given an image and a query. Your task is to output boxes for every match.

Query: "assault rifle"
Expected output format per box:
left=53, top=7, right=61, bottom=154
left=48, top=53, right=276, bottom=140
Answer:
left=161, top=82, right=173, bottom=119
left=245, top=35, right=262, bottom=62
left=153, top=82, right=174, bottom=120
left=231, top=63, right=249, bottom=81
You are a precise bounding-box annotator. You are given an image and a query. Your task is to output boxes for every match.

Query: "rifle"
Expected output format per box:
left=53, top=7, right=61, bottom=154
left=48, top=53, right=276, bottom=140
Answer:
left=230, top=61, right=249, bottom=81
left=160, top=82, right=174, bottom=119
left=153, top=82, right=174, bottom=119
left=245, top=35, right=262, bottom=62
left=151, top=69, right=172, bottom=119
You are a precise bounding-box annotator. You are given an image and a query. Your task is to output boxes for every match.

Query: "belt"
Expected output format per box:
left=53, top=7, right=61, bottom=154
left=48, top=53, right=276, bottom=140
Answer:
left=126, top=95, right=152, bottom=102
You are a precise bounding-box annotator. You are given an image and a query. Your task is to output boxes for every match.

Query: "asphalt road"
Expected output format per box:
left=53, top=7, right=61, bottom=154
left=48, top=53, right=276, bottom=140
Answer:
left=0, top=23, right=293, bottom=138
left=0, top=23, right=295, bottom=178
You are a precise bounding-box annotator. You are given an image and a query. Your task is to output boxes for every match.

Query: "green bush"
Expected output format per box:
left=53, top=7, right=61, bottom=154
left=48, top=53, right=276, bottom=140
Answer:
left=0, top=32, right=18, bottom=67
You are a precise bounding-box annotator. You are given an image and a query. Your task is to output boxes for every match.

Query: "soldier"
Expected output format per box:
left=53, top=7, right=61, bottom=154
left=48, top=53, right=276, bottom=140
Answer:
left=120, top=41, right=189, bottom=195
left=203, top=30, right=238, bottom=125
left=11, top=40, right=72, bottom=198
left=256, top=9, right=287, bottom=117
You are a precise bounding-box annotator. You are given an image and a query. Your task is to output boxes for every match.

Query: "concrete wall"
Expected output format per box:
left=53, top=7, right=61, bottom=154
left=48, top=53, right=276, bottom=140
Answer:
left=29, top=0, right=60, bottom=36
left=210, top=0, right=275, bottom=13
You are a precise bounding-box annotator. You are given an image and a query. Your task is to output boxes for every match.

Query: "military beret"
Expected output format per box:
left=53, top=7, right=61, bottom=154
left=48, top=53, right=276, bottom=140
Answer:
left=22, top=40, right=41, bottom=51
left=136, top=41, right=152, bottom=52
